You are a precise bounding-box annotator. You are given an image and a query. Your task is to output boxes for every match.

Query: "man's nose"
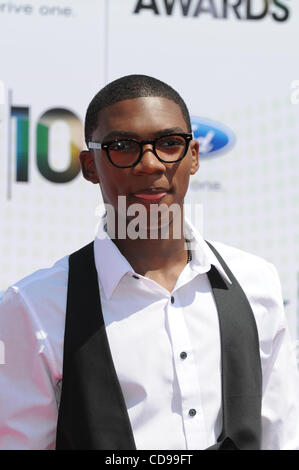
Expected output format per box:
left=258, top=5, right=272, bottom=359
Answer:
left=133, top=144, right=166, bottom=173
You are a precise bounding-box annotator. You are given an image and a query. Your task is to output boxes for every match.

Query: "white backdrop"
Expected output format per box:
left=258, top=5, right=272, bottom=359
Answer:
left=0, top=0, right=298, bottom=340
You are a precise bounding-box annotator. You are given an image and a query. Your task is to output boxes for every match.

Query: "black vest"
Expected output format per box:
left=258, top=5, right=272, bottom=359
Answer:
left=56, top=241, right=262, bottom=450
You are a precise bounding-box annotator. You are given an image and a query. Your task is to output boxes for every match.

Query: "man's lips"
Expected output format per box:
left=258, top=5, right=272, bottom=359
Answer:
left=134, top=192, right=167, bottom=200
left=132, top=188, right=168, bottom=201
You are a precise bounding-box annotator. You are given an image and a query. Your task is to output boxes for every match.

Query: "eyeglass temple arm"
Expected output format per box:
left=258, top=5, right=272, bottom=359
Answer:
left=88, top=142, right=102, bottom=150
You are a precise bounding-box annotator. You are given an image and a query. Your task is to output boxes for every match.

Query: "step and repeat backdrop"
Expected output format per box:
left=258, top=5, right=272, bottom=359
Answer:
left=0, top=0, right=298, bottom=341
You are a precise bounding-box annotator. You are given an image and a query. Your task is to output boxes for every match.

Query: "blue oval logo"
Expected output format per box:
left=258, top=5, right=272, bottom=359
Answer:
left=191, top=116, right=236, bottom=159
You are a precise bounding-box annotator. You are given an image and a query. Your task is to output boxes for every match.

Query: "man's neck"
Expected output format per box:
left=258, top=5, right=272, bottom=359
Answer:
left=106, top=213, right=189, bottom=290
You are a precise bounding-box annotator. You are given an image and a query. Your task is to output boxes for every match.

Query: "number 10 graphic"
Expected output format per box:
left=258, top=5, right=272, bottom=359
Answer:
left=11, top=103, right=82, bottom=184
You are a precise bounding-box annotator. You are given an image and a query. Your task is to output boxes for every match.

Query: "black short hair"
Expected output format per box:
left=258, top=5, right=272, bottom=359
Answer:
left=84, top=74, right=192, bottom=147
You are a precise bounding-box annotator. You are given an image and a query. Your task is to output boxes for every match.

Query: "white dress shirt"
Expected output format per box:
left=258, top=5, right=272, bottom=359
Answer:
left=0, top=219, right=298, bottom=450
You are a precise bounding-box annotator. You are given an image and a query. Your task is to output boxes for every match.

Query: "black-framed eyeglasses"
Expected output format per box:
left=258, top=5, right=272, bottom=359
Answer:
left=88, top=133, right=193, bottom=168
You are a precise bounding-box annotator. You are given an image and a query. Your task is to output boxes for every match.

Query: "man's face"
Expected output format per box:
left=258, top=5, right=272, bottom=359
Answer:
left=80, top=96, right=199, bottom=221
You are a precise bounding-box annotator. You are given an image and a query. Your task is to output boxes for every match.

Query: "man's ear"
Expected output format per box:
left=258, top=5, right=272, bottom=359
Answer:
left=190, top=139, right=200, bottom=175
left=79, top=150, right=99, bottom=184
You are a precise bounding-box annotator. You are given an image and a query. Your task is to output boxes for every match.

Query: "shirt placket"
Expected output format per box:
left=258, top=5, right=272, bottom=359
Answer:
left=166, top=291, right=208, bottom=450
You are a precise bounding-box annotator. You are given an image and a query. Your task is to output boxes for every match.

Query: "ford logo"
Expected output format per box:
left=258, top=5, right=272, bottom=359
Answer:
left=191, top=116, right=236, bottom=159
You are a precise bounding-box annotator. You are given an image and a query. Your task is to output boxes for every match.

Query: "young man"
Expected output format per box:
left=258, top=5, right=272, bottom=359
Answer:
left=0, top=75, right=298, bottom=450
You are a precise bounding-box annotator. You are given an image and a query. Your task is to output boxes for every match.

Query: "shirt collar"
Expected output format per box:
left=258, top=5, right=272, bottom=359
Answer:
left=94, top=217, right=231, bottom=300
left=183, top=217, right=232, bottom=285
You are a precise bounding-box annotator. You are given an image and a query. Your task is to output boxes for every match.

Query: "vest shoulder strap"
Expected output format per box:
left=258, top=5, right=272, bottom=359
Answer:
left=206, top=241, right=262, bottom=450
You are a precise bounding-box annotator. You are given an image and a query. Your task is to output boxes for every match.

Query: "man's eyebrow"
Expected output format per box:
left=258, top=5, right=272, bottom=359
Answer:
left=101, top=127, right=187, bottom=142
left=155, top=127, right=186, bottom=136
left=101, top=130, right=139, bottom=141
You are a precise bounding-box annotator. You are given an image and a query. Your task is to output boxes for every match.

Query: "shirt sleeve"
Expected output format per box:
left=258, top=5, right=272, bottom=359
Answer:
left=260, top=263, right=299, bottom=450
left=0, top=287, right=59, bottom=450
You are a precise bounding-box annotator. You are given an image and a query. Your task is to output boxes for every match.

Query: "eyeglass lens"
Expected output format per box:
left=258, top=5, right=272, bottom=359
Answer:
left=107, top=135, right=187, bottom=167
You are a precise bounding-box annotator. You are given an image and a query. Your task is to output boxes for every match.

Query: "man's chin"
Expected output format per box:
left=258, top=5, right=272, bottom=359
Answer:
left=134, top=218, right=173, bottom=239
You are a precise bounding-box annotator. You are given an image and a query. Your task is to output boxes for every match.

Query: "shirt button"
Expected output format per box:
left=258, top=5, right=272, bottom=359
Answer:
left=189, top=408, right=197, bottom=417
left=180, top=351, right=187, bottom=360
left=170, top=296, right=175, bottom=304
